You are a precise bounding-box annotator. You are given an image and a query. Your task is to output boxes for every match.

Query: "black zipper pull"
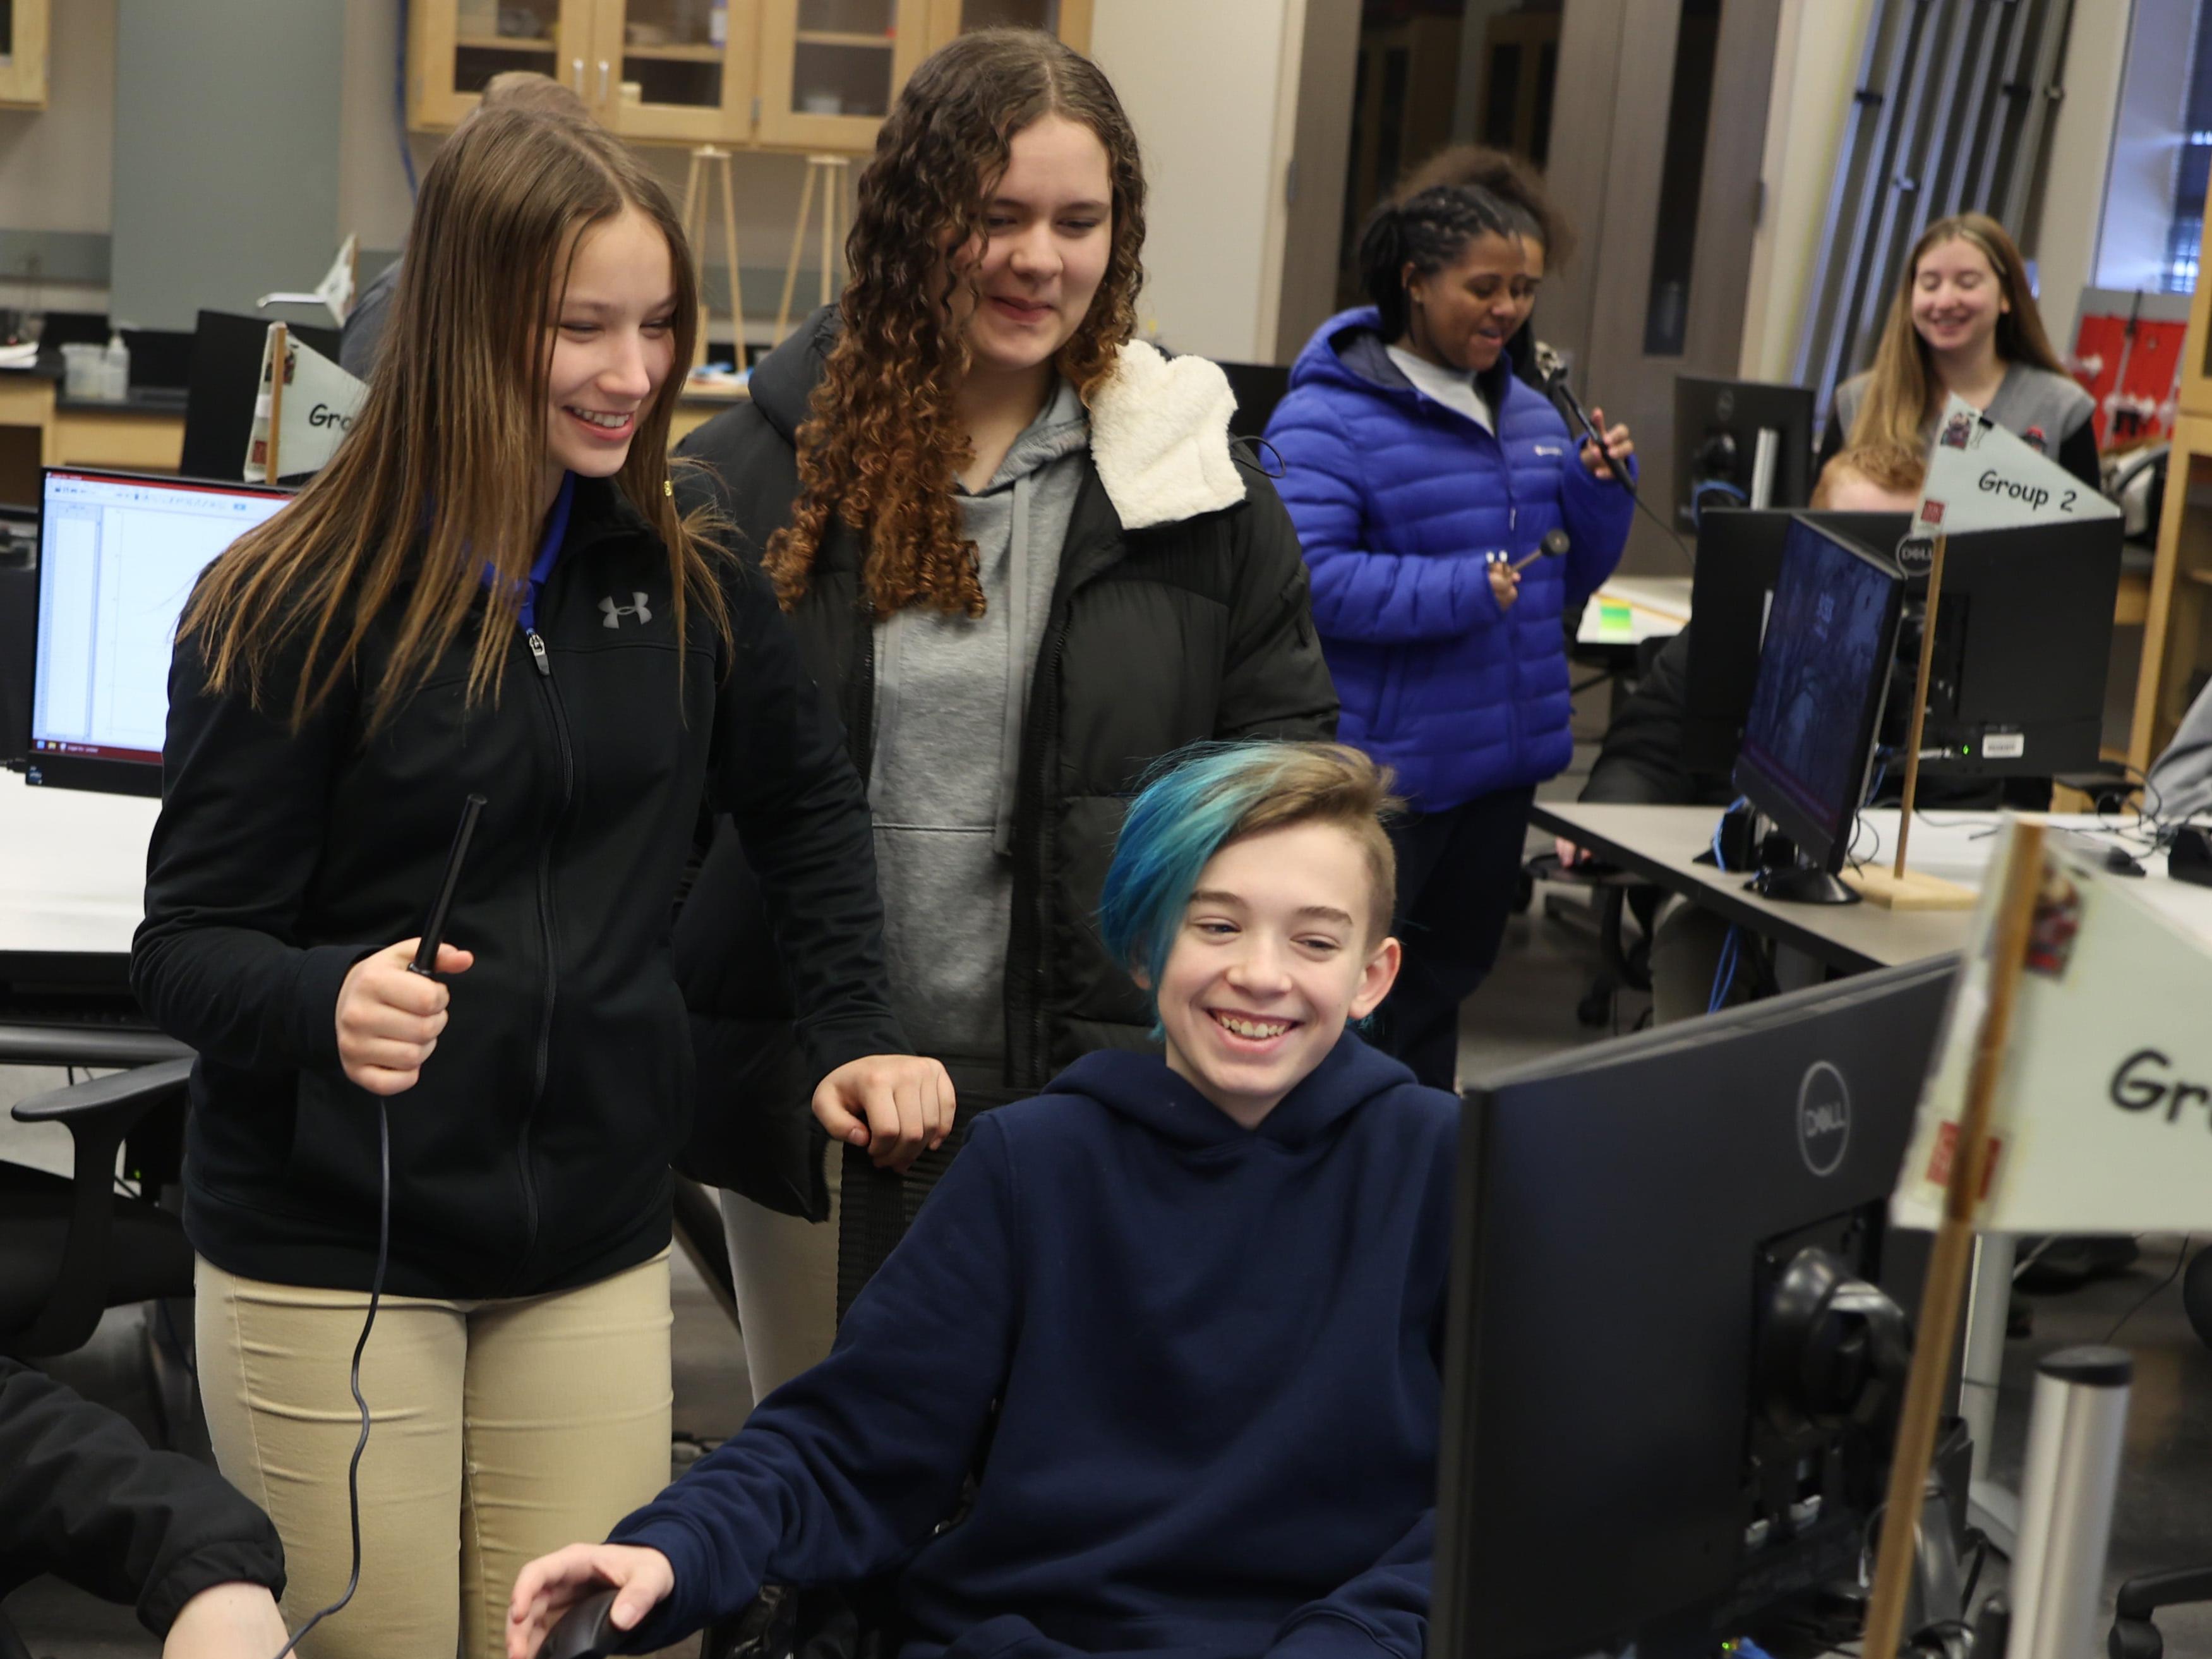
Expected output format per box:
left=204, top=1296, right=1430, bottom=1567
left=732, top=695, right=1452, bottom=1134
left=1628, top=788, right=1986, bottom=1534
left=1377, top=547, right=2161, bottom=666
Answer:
left=527, top=629, right=550, bottom=677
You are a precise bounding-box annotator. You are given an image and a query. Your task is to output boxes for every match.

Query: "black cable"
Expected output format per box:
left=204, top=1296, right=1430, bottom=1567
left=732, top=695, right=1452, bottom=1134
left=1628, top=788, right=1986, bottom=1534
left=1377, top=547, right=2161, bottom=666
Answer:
left=2103, top=1236, right=2193, bottom=1347
left=155, top=1296, right=199, bottom=1389
left=1542, top=358, right=1696, bottom=565
left=1958, top=1529, right=1990, bottom=1610
left=268, top=1100, right=390, bottom=1659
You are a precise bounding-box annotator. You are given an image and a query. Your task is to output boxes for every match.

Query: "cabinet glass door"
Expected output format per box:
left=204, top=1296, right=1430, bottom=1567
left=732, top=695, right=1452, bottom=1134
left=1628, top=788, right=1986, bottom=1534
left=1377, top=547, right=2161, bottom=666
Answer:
left=416, top=0, right=590, bottom=128
left=598, top=0, right=751, bottom=141
left=757, top=0, right=927, bottom=150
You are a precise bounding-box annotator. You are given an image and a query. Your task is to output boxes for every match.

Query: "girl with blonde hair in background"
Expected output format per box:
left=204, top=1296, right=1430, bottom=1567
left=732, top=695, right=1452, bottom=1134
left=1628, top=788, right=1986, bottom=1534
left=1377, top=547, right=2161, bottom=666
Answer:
left=1820, top=211, right=2097, bottom=488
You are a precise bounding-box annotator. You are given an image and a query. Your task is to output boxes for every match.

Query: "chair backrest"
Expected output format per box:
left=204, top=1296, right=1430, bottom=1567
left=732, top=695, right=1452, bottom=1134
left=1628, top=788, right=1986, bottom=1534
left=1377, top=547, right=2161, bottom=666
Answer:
left=834, top=1083, right=1026, bottom=1320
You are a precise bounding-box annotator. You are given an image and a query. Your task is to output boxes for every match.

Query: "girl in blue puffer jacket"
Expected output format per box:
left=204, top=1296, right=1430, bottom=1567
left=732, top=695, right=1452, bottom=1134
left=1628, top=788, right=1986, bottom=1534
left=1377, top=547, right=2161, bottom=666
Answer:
left=1265, top=183, right=1634, bottom=1089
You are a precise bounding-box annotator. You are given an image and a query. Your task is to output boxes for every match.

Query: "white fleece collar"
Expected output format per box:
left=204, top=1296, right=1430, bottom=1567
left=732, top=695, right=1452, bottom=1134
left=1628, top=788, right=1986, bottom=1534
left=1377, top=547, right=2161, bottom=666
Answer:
left=1086, top=339, right=1247, bottom=530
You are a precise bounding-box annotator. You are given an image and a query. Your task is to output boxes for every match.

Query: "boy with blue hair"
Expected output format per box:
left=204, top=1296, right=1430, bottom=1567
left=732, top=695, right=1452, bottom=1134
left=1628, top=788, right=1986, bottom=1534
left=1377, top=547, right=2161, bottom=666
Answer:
left=508, top=741, right=1459, bottom=1659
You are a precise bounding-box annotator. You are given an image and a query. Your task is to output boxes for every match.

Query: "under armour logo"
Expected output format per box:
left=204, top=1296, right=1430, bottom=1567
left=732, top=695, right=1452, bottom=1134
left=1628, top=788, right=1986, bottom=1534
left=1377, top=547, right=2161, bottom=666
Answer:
left=599, top=592, right=652, bottom=628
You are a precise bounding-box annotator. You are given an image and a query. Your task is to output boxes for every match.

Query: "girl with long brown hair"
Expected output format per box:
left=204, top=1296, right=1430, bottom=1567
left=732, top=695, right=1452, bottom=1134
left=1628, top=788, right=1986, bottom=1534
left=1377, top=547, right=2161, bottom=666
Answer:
left=1821, top=212, right=2097, bottom=488
left=670, top=27, right=1335, bottom=1393
left=131, top=108, right=941, bottom=1658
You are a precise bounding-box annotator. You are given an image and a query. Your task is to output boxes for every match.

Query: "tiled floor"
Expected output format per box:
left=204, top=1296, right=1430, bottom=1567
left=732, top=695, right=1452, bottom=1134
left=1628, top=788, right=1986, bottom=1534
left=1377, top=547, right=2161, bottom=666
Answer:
left=8, top=746, right=2211, bottom=1656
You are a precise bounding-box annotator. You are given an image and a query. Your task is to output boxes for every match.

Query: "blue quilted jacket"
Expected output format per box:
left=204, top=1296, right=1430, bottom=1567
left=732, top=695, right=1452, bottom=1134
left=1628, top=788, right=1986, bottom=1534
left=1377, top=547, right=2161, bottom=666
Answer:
left=1265, top=308, right=1633, bottom=811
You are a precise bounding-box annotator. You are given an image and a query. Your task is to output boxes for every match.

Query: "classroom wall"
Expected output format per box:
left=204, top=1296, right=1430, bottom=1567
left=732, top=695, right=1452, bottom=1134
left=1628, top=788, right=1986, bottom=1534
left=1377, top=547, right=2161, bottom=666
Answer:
left=1089, top=0, right=1302, bottom=363
left=0, top=2, right=1312, bottom=359
left=111, top=0, right=346, bottom=332
left=0, top=0, right=113, bottom=302
left=1735, top=0, right=1874, bottom=384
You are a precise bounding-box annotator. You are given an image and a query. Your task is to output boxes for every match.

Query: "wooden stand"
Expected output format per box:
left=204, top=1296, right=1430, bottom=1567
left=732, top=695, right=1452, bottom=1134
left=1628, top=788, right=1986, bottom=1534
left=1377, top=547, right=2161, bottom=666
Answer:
left=682, top=146, right=745, bottom=371
left=261, top=322, right=288, bottom=481
left=1870, top=533, right=1978, bottom=911
left=776, top=154, right=850, bottom=342
left=1840, top=864, right=1978, bottom=909
left=1861, top=820, right=2046, bottom=1659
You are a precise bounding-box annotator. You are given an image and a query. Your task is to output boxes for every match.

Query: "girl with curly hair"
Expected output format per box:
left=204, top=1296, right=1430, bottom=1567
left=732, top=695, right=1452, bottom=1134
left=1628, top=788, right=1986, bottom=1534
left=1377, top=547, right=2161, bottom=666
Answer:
left=673, top=28, right=1336, bottom=1396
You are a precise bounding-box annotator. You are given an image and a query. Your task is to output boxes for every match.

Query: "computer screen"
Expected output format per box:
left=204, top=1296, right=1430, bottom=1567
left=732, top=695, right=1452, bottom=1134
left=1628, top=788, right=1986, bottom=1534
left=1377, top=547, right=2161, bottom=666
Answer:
left=1674, top=376, right=1816, bottom=525
left=1685, top=509, right=1911, bottom=774
left=28, top=468, right=289, bottom=795
left=1732, top=519, right=1904, bottom=873
left=1914, top=517, right=2124, bottom=777
left=1434, top=956, right=1955, bottom=1659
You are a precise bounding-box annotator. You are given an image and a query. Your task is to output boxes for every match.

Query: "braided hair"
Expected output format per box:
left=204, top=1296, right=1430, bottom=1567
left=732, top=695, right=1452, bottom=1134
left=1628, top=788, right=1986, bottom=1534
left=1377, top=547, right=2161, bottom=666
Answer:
left=1357, top=184, right=1533, bottom=341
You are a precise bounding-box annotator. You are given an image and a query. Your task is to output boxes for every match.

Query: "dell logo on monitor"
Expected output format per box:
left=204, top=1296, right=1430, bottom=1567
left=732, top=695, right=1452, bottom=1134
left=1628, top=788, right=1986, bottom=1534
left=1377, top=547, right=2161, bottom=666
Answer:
left=1797, top=1062, right=1851, bottom=1176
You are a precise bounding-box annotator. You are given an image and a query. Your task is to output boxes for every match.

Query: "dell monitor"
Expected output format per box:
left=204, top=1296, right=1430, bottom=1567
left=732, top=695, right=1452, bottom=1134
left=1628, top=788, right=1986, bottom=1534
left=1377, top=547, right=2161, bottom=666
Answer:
left=27, top=467, right=291, bottom=795
left=1434, top=955, right=1956, bottom=1659
left=1731, top=519, right=1905, bottom=902
left=1909, top=517, right=2124, bottom=777
left=1685, top=509, right=1912, bottom=774
left=1675, top=377, right=1817, bottom=526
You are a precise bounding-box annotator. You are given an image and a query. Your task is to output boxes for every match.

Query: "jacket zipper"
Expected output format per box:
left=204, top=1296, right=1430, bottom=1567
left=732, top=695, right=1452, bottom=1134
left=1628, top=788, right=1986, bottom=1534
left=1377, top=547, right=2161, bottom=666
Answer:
left=515, top=624, right=572, bottom=1288
left=1006, top=612, right=1068, bottom=1086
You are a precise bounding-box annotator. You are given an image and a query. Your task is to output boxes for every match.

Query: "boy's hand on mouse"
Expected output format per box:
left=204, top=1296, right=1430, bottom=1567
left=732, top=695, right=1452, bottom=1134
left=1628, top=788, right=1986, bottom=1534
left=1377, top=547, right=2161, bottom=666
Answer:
left=811, top=1054, right=958, bottom=1171
left=507, top=1543, right=673, bottom=1659
left=334, top=939, right=474, bottom=1095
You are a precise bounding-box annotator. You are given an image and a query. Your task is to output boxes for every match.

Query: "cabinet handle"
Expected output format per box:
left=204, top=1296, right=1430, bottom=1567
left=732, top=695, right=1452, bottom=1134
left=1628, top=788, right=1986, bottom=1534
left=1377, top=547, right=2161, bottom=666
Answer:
left=598, top=59, right=610, bottom=102
left=572, top=57, right=585, bottom=93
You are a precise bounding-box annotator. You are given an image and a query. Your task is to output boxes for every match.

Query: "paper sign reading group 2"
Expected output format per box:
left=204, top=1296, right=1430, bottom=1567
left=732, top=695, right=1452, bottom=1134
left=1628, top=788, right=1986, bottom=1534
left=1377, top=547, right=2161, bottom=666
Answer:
left=1909, top=395, right=2120, bottom=545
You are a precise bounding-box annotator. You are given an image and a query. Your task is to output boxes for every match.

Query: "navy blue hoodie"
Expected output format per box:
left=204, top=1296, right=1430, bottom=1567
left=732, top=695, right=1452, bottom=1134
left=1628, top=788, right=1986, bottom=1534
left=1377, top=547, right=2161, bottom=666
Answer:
left=609, top=1034, right=1457, bottom=1659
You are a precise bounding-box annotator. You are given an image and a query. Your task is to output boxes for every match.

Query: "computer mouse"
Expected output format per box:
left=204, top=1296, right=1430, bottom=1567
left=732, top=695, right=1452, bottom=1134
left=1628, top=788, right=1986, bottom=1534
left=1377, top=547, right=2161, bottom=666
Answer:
left=2172, top=826, right=2212, bottom=888
left=2104, top=847, right=2146, bottom=878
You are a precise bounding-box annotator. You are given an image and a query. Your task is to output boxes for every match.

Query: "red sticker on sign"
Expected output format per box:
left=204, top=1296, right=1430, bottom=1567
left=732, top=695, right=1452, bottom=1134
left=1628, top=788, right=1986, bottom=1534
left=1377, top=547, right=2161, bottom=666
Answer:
left=1926, top=1121, right=2003, bottom=1198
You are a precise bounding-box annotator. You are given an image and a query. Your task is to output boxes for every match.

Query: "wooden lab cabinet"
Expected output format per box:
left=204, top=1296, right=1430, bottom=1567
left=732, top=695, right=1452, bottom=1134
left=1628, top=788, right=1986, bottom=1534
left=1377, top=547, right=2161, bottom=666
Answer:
left=0, top=0, right=49, bottom=109
left=411, top=0, right=1088, bottom=150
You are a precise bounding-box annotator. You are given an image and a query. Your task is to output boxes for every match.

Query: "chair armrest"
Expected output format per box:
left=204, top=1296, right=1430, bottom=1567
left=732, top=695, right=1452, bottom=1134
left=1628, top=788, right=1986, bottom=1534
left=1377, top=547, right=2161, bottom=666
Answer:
left=8, top=1057, right=193, bottom=1358
left=12, top=1057, right=195, bottom=1130
left=0, top=1027, right=191, bottom=1068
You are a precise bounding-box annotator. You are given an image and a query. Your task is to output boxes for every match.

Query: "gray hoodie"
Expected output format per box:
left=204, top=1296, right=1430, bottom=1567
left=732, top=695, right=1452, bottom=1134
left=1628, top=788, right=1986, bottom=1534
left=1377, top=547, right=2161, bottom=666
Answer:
left=869, top=378, right=1091, bottom=1065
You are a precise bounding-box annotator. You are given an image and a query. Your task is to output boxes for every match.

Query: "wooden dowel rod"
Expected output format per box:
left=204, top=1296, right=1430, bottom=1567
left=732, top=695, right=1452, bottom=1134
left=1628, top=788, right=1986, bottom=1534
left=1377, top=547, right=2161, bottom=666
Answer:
left=1861, top=817, right=2045, bottom=1659
left=1893, top=533, right=1947, bottom=880
left=265, top=323, right=287, bottom=482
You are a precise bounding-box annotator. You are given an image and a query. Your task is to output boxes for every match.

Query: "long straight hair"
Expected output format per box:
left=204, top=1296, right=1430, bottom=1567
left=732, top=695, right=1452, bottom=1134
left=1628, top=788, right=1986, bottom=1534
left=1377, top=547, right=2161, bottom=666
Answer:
left=762, top=29, right=1146, bottom=618
left=1849, top=213, right=2068, bottom=455
left=182, top=109, right=727, bottom=727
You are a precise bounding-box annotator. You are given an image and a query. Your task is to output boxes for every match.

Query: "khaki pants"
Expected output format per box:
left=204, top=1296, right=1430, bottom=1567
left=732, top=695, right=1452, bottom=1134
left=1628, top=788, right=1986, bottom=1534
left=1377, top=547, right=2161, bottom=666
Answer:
left=195, top=1250, right=673, bottom=1659
left=719, top=1148, right=842, bottom=1404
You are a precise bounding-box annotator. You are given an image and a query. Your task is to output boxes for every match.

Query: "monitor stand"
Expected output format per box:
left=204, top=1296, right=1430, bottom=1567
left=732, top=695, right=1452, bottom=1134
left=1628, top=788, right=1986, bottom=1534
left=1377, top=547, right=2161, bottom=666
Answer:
left=1745, top=859, right=1860, bottom=907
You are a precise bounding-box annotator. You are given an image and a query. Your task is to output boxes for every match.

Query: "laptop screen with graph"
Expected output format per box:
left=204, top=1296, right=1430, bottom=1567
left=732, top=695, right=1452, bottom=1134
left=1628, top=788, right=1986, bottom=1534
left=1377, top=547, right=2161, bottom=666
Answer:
left=28, top=468, right=289, bottom=793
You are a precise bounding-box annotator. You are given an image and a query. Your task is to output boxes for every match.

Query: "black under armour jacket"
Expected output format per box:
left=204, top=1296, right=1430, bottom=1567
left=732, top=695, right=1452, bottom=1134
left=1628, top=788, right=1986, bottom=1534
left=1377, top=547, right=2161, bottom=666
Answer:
left=671, top=310, right=1338, bottom=1216
left=0, top=1358, right=285, bottom=1636
left=132, top=475, right=906, bottom=1296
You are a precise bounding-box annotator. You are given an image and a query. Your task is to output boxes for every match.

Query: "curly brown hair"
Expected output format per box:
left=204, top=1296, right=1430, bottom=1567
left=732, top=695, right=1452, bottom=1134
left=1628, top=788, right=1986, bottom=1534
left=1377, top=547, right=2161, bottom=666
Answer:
left=763, top=28, right=1146, bottom=617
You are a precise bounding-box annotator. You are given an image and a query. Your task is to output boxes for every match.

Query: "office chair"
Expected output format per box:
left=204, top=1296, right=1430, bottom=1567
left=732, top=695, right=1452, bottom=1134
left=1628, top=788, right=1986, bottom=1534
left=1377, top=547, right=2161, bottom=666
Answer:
left=0, top=1059, right=195, bottom=1360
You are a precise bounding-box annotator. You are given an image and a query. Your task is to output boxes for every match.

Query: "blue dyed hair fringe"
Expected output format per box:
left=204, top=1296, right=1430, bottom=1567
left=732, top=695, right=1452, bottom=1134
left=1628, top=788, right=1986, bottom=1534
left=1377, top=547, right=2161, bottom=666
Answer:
left=1097, top=740, right=1396, bottom=1027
